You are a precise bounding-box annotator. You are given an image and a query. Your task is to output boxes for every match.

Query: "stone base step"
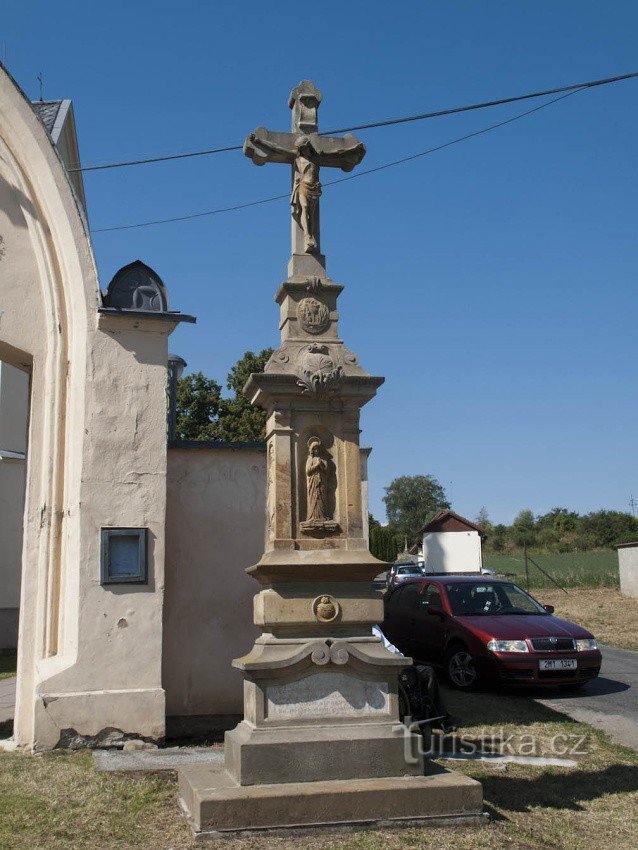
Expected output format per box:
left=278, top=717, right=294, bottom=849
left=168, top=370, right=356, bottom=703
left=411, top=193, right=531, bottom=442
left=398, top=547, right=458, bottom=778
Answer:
left=178, top=763, right=483, bottom=835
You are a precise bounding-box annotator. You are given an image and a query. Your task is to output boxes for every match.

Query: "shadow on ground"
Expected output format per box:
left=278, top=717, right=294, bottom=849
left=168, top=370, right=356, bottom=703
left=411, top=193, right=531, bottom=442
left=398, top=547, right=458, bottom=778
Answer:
left=539, top=676, right=629, bottom=699
left=441, top=685, right=573, bottom=728
left=481, top=763, right=638, bottom=812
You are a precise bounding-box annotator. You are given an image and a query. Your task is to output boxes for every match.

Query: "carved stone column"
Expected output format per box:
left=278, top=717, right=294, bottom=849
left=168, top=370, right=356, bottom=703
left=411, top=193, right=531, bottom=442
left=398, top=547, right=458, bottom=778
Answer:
left=219, top=270, right=418, bottom=786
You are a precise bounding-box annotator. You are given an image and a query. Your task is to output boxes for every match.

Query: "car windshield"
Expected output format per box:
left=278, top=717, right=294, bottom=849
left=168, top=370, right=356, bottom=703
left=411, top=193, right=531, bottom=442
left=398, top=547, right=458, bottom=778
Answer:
left=445, top=581, right=548, bottom=616
left=397, top=566, right=423, bottom=575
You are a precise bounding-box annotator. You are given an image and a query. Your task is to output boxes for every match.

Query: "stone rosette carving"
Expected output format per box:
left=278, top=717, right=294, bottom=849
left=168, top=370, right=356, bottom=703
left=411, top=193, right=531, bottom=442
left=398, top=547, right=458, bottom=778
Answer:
left=297, top=297, right=330, bottom=335
left=313, top=595, right=340, bottom=624
left=296, top=343, right=343, bottom=396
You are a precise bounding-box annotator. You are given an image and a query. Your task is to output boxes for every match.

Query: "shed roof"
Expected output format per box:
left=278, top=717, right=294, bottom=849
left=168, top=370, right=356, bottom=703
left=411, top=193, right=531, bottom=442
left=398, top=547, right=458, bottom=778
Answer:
left=419, top=509, right=487, bottom=537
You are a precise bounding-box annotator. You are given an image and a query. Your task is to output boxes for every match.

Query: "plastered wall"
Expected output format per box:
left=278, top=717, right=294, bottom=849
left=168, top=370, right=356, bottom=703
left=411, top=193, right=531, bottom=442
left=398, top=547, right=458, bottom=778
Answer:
left=163, top=445, right=266, bottom=717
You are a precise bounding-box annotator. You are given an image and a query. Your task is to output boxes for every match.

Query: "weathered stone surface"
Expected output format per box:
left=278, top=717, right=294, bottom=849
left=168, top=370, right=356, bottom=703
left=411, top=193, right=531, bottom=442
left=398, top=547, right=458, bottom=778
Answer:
left=94, top=746, right=223, bottom=773
left=179, top=764, right=484, bottom=834
left=266, top=672, right=389, bottom=719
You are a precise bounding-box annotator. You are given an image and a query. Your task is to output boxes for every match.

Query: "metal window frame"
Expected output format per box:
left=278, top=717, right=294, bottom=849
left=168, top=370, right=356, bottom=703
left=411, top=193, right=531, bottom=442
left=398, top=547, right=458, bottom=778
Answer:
left=100, top=527, right=148, bottom=585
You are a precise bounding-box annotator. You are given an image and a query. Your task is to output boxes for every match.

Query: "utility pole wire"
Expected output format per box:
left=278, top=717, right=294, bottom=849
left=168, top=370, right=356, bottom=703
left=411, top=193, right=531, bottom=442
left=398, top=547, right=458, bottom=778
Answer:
left=71, top=70, right=638, bottom=173
left=91, top=87, right=583, bottom=233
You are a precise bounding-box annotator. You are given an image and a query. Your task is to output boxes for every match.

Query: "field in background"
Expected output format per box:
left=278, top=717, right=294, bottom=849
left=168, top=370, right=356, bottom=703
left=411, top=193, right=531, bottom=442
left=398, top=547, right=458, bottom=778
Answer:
left=532, top=587, right=638, bottom=651
left=483, top=550, right=618, bottom=589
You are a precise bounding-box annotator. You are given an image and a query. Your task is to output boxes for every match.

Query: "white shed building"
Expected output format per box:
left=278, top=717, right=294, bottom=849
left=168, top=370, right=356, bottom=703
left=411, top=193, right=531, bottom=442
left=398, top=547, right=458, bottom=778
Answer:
left=418, top=509, right=487, bottom=575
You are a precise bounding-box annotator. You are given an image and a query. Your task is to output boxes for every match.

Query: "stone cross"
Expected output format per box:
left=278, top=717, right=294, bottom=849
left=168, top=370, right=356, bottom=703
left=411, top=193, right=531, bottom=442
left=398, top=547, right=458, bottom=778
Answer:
left=243, top=81, right=366, bottom=277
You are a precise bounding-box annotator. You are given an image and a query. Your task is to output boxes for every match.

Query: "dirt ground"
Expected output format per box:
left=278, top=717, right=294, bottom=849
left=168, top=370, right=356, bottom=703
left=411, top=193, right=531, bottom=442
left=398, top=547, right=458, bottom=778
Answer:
left=533, top=587, right=638, bottom=651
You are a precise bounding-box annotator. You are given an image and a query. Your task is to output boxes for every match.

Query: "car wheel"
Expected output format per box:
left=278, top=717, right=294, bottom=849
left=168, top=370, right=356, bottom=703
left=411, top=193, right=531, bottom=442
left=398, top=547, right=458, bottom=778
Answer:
left=446, top=645, right=479, bottom=690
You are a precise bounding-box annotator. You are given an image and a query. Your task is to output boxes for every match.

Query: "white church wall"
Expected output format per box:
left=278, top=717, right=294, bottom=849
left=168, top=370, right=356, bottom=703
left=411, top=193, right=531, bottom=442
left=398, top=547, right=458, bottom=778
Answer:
left=164, top=445, right=266, bottom=717
left=1, top=64, right=176, bottom=748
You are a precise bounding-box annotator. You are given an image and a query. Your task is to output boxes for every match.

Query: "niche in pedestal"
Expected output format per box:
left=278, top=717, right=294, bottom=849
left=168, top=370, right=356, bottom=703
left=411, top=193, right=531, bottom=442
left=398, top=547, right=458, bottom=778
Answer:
left=297, top=427, right=339, bottom=536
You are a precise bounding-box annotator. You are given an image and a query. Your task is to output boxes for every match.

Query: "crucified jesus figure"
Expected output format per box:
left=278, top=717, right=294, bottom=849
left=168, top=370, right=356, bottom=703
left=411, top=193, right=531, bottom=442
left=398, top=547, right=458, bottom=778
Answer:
left=243, top=82, right=366, bottom=262
left=291, top=136, right=322, bottom=253
left=247, top=132, right=322, bottom=253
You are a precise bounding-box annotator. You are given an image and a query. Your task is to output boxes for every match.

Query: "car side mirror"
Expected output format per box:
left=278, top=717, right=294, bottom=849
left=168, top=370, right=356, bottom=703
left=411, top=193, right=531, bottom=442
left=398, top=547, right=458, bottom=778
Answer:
left=543, top=604, right=555, bottom=614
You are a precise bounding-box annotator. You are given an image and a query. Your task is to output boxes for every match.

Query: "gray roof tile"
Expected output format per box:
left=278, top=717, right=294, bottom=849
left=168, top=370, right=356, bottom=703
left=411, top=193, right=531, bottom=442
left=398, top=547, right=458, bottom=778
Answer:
left=32, top=100, right=62, bottom=135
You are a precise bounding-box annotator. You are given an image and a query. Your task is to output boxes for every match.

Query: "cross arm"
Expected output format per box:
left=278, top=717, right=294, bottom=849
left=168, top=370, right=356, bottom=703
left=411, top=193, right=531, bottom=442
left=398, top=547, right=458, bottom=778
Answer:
left=309, top=133, right=366, bottom=172
left=243, top=128, right=297, bottom=166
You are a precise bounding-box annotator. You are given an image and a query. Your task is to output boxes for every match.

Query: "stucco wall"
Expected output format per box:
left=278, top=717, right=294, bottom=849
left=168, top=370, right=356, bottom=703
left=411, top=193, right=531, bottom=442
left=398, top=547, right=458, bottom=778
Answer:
left=1, top=65, right=179, bottom=748
left=618, top=544, right=638, bottom=599
left=163, top=445, right=266, bottom=717
left=423, top=530, right=483, bottom=574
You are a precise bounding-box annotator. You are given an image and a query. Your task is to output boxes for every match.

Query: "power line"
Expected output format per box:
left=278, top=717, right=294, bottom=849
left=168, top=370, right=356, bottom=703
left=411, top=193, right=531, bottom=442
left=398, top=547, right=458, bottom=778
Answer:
left=71, top=70, right=638, bottom=173
left=322, top=70, right=638, bottom=135
left=91, top=87, right=584, bottom=233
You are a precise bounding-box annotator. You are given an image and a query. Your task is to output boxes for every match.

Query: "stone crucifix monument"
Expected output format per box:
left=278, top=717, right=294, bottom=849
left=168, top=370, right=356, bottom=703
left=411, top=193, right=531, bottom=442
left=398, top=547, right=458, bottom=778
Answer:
left=178, top=81, right=483, bottom=836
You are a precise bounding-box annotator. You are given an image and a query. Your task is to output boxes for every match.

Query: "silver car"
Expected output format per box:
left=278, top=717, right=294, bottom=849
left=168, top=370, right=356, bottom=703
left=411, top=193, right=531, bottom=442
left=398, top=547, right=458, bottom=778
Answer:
left=386, top=563, right=426, bottom=588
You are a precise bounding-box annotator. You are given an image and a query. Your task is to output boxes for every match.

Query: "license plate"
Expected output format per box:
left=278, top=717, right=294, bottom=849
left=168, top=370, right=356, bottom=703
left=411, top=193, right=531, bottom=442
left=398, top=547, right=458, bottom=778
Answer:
left=539, top=658, right=577, bottom=671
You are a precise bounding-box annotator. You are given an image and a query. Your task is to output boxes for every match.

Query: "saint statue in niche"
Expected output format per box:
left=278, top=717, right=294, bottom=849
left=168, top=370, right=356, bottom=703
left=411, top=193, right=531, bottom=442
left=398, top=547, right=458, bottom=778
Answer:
left=305, top=437, right=328, bottom=522
left=300, top=436, right=340, bottom=534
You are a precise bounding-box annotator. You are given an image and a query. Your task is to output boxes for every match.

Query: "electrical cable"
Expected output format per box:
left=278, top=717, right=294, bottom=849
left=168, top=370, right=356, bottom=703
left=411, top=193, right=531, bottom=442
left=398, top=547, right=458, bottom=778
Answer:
left=70, top=70, right=637, bottom=173
left=91, top=87, right=584, bottom=233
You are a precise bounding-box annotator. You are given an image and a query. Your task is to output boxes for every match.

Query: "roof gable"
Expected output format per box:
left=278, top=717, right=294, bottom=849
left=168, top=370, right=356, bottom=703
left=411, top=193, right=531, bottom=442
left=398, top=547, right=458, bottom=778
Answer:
left=420, top=509, right=486, bottom=537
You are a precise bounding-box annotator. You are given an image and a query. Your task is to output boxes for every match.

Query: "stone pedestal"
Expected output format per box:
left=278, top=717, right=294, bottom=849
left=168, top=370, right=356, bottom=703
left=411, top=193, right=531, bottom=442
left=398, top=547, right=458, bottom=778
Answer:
left=179, top=765, right=484, bottom=836
left=178, top=270, right=483, bottom=833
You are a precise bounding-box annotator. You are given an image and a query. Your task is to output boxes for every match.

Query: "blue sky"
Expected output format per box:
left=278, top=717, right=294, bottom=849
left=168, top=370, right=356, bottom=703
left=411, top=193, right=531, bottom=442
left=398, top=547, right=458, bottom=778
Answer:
left=4, top=1, right=637, bottom=524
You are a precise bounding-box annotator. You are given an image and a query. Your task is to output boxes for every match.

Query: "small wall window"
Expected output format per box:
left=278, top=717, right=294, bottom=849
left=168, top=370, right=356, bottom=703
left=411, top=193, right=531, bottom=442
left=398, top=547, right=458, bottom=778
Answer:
left=100, top=528, right=148, bottom=584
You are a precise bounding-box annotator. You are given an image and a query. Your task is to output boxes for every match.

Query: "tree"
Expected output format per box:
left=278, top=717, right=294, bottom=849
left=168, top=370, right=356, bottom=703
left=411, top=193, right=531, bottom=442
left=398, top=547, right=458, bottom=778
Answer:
left=511, top=509, right=536, bottom=548
left=216, top=348, right=274, bottom=442
left=174, top=349, right=273, bottom=443
left=369, top=525, right=403, bottom=562
left=488, top=524, right=507, bottom=552
left=174, top=372, right=222, bottom=440
left=382, top=474, right=450, bottom=538
left=475, top=506, right=492, bottom=532
left=579, top=510, right=638, bottom=548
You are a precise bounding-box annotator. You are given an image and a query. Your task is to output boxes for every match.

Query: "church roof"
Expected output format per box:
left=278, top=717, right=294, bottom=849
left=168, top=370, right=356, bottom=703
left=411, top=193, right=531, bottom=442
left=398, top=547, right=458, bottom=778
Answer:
left=32, top=100, right=63, bottom=135
left=30, top=98, right=87, bottom=216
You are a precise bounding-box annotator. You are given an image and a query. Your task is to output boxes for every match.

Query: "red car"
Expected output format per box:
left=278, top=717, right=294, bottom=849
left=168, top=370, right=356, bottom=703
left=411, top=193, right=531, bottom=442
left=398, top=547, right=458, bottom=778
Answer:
left=382, top=576, right=601, bottom=690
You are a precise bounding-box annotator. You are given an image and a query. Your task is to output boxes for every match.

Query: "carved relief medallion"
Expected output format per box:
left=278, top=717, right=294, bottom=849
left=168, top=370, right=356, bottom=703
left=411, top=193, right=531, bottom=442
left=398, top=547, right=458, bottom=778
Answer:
left=296, top=343, right=343, bottom=396
left=313, top=595, right=340, bottom=624
left=297, top=297, right=330, bottom=334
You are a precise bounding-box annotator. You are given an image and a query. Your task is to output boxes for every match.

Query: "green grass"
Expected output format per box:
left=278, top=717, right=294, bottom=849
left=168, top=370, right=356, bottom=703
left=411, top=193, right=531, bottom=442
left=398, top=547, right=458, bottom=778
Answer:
left=1, top=693, right=637, bottom=849
left=483, top=550, right=618, bottom=590
left=0, top=651, right=16, bottom=681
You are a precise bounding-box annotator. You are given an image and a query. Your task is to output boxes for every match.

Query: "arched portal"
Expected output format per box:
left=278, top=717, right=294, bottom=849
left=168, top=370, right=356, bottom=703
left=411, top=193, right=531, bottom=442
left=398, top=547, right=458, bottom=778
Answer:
left=0, top=65, right=179, bottom=749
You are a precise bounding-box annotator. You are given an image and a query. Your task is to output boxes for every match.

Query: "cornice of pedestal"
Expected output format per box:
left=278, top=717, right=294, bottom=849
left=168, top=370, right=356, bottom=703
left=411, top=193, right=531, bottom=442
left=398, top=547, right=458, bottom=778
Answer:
left=246, top=547, right=388, bottom=584
left=244, top=371, right=384, bottom=411
left=233, top=636, right=407, bottom=677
